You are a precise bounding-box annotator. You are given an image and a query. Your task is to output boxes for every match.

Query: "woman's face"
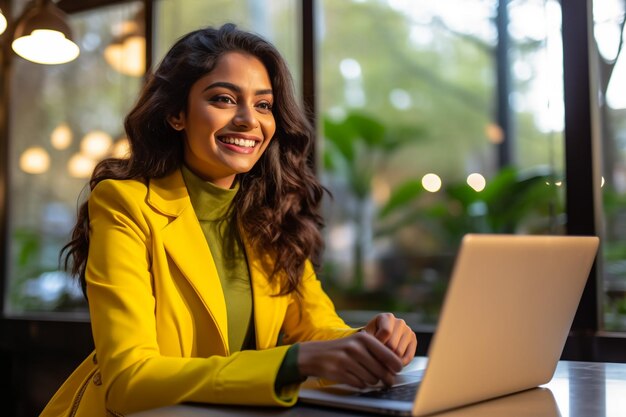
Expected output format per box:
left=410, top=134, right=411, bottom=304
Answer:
left=169, top=51, right=276, bottom=188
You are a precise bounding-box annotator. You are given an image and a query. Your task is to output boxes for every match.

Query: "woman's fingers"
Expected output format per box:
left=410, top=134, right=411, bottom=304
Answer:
left=335, top=333, right=400, bottom=385
left=365, top=313, right=417, bottom=365
left=401, top=332, right=418, bottom=366
left=333, top=334, right=390, bottom=386
left=358, top=332, right=403, bottom=374
left=365, top=313, right=394, bottom=344
left=382, top=318, right=404, bottom=351
left=391, top=328, right=418, bottom=366
left=297, top=313, right=418, bottom=389
left=297, top=332, right=402, bottom=388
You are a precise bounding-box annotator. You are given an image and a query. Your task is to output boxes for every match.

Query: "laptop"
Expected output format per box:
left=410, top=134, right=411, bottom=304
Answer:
left=299, top=234, right=598, bottom=416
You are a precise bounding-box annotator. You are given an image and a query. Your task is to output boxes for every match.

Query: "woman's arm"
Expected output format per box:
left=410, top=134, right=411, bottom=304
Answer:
left=280, top=264, right=417, bottom=387
left=280, top=262, right=358, bottom=343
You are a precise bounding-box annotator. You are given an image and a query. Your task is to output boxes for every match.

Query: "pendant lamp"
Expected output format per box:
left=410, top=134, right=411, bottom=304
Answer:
left=12, top=0, right=80, bottom=65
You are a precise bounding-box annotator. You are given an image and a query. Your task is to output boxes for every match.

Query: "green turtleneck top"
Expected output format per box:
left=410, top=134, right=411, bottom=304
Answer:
left=182, top=165, right=254, bottom=352
left=181, top=166, right=303, bottom=393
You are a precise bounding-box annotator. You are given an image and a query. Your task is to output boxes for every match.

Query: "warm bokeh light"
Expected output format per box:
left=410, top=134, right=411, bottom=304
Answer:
left=0, top=9, right=7, bottom=35
left=50, top=123, right=73, bottom=149
left=372, top=176, right=391, bottom=205
left=467, top=173, right=487, bottom=192
left=20, top=147, right=50, bottom=174
left=422, top=173, right=442, bottom=192
left=111, top=137, right=131, bottom=158
left=485, top=122, right=504, bottom=144
left=80, top=130, right=113, bottom=159
left=601, top=176, right=605, bottom=187
left=68, top=153, right=96, bottom=178
left=104, top=35, right=146, bottom=77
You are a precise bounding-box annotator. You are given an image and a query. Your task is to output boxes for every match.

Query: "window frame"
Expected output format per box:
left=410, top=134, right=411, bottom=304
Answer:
left=0, top=0, right=625, bottom=369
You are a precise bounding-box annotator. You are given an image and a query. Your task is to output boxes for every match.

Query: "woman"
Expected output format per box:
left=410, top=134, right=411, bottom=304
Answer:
left=41, top=24, right=416, bottom=416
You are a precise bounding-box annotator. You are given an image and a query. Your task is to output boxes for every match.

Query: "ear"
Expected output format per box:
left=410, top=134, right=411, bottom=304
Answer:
left=167, top=113, right=185, bottom=131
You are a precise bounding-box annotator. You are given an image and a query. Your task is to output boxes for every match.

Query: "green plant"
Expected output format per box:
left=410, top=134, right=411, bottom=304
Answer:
left=377, top=166, right=564, bottom=251
left=323, top=111, right=426, bottom=291
left=9, top=227, right=84, bottom=312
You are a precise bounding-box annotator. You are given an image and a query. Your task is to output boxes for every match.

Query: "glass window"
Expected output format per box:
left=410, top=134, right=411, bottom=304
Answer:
left=5, top=2, right=144, bottom=314
left=317, top=0, right=565, bottom=325
left=595, top=0, right=626, bottom=331
left=154, top=0, right=300, bottom=89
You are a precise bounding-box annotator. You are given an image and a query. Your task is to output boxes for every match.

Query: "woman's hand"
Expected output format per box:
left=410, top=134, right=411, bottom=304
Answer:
left=298, top=332, right=403, bottom=388
left=363, top=313, right=417, bottom=366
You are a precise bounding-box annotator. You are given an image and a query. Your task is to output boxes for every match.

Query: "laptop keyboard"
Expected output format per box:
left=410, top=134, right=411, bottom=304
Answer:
left=355, top=381, right=421, bottom=402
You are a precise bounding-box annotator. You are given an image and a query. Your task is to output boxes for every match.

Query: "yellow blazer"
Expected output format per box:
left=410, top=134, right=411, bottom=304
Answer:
left=41, top=169, right=355, bottom=417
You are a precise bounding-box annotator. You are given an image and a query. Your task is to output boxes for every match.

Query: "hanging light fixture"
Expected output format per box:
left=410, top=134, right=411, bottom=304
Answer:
left=12, top=0, right=80, bottom=65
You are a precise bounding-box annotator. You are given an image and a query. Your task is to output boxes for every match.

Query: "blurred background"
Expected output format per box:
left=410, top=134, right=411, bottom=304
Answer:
left=0, top=0, right=624, bottom=415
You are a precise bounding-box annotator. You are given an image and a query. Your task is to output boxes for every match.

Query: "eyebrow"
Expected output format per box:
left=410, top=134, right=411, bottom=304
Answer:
left=202, top=81, right=273, bottom=96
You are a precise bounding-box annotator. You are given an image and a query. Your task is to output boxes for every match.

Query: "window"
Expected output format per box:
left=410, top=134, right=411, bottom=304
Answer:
left=154, top=0, right=300, bottom=86
left=317, top=0, right=565, bottom=324
left=2, top=2, right=625, bottom=416
left=5, top=1, right=144, bottom=314
left=1, top=0, right=625, bottom=357
left=595, top=0, right=626, bottom=331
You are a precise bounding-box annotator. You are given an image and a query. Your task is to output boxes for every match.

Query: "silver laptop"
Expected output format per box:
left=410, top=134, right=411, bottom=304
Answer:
left=299, top=234, right=598, bottom=416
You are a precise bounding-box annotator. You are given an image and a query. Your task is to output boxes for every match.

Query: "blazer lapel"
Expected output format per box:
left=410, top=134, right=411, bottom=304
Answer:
left=245, top=239, right=289, bottom=350
left=148, top=170, right=229, bottom=353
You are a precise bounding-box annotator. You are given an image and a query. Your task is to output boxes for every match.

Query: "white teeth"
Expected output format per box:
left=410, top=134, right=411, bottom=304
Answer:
left=220, top=137, right=256, bottom=148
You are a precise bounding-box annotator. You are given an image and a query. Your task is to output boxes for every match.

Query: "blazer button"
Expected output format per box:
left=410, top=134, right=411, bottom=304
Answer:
left=93, top=372, right=102, bottom=386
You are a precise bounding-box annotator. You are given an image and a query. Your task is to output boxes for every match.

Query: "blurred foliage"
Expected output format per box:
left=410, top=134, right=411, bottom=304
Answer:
left=9, top=228, right=84, bottom=313
left=318, top=0, right=565, bottom=184
left=322, top=111, right=426, bottom=291
left=378, top=166, right=563, bottom=248
left=322, top=165, right=563, bottom=319
left=323, top=111, right=426, bottom=200
left=601, top=186, right=626, bottom=330
left=315, top=0, right=581, bottom=323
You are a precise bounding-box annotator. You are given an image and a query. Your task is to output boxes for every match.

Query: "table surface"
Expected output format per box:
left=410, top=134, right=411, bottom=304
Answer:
left=130, top=359, right=626, bottom=417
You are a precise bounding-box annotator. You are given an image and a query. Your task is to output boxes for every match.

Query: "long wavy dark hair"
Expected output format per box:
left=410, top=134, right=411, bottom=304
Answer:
left=62, top=24, right=324, bottom=296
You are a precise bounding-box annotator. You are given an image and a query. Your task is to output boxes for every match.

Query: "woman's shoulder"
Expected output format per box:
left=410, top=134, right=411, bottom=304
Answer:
left=88, top=178, right=156, bottom=230
left=89, top=170, right=186, bottom=216
left=89, top=178, right=152, bottom=215
left=91, top=177, right=149, bottom=199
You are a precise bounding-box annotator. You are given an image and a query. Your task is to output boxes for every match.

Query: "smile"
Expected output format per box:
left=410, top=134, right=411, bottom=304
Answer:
left=218, top=137, right=258, bottom=148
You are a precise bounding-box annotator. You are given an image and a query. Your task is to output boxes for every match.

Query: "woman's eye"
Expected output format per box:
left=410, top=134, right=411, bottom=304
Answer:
left=257, top=102, right=273, bottom=111
left=211, top=96, right=235, bottom=104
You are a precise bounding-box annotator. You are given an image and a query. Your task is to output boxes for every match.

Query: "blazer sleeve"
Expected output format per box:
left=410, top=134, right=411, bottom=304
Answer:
left=86, top=180, right=297, bottom=416
left=281, top=261, right=359, bottom=344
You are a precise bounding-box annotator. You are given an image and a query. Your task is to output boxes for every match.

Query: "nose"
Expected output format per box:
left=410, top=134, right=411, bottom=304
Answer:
left=233, top=104, right=259, bottom=129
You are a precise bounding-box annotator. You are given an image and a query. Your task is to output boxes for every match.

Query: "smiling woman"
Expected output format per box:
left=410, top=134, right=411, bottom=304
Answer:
left=39, top=24, right=416, bottom=417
